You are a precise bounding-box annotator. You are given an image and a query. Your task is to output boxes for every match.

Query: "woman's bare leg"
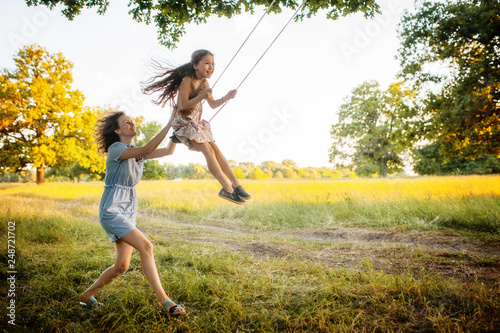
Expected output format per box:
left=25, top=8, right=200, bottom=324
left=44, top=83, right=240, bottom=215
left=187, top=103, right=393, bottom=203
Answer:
left=190, top=140, right=233, bottom=192
left=82, top=230, right=182, bottom=313
left=81, top=239, right=134, bottom=300
left=118, top=230, right=168, bottom=305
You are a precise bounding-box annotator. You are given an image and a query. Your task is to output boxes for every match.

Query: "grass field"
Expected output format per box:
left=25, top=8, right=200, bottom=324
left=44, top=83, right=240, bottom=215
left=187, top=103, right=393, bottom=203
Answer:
left=1, top=176, right=499, bottom=332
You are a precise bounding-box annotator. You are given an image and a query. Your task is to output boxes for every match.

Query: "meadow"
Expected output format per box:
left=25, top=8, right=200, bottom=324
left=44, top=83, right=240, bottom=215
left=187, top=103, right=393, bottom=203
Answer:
left=1, top=176, right=499, bottom=332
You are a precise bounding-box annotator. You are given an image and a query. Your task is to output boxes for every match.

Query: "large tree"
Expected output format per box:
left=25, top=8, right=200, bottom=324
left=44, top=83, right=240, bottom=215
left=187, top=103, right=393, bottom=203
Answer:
left=397, top=0, right=500, bottom=159
left=329, top=81, right=414, bottom=177
left=0, top=44, right=104, bottom=184
left=413, top=138, right=500, bottom=175
left=133, top=116, right=168, bottom=180
left=25, top=0, right=381, bottom=48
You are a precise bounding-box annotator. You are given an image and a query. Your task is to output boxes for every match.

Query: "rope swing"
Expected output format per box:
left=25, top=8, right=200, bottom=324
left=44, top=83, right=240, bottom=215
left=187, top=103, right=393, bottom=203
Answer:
left=208, top=0, right=307, bottom=122
left=210, top=0, right=277, bottom=91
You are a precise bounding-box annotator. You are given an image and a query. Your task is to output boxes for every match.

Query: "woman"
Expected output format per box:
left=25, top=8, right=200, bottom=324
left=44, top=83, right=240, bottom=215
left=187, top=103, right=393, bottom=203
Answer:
left=79, top=110, right=184, bottom=316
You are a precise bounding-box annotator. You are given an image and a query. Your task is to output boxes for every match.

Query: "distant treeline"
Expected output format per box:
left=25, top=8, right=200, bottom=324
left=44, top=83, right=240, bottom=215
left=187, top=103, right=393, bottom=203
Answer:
left=142, top=159, right=354, bottom=181
left=0, top=159, right=357, bottom=183
left=3, top=153, right=499, bottom=183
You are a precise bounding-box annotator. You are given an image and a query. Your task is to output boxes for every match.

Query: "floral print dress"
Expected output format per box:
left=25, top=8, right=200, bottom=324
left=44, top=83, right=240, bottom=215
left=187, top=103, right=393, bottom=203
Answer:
left=171, top=101, right=215, bottom=151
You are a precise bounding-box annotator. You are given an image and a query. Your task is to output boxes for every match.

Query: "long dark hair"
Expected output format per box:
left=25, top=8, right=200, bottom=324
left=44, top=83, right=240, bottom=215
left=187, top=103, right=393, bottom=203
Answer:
left=95, top=111, right=125, bottom=153
left=142, top=50, right=213, bottom=114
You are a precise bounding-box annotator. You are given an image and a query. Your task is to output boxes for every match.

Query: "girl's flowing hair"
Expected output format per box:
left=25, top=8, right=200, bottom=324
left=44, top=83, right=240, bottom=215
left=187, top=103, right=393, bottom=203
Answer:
left=142, top=49, right=213, bottom=115
left=95, top=111, right=125, bottom=153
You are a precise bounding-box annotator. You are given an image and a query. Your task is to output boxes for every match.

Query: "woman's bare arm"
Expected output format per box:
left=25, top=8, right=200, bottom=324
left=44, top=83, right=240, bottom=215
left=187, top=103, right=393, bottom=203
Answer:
left=145, top=140, right=177, bottom=160
left=118, top=111, right=176, bottom=160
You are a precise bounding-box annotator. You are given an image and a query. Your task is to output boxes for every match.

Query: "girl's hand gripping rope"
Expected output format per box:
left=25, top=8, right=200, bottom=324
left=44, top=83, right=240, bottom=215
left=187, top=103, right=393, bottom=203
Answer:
left=223, top=89, right=237, bottom=102
left=201, top=88, right=213, bottom=100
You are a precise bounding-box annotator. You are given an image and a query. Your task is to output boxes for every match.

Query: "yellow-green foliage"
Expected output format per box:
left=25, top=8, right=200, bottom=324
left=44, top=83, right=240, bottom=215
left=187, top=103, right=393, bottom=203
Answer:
left=4, top=176, right=498, bottom=202
left=134, top=176, right=500, bottom=232
left=2, top=176, right=499, bottom=233
left=1, top=45, right=105, bottom=179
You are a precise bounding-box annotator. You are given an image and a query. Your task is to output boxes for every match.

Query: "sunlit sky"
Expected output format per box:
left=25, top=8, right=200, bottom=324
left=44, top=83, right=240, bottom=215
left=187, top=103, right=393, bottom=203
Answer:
left=1, top=0, right=415, bottom=168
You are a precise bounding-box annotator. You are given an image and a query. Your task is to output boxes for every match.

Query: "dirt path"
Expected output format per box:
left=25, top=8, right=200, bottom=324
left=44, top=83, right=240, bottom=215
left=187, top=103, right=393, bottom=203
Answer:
left=138, top=212, right=500, bottom=283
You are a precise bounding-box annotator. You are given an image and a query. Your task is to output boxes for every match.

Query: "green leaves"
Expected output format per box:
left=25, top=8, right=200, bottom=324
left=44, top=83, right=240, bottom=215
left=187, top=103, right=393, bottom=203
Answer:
left=397, top=0, right=500, bottom=160
left=25, top=0, right=380, bottom=49
left=329, top=80, right=415, bottom=177
left=133, top=116, right=163, bottom=148
left=26, top=0, right=109, bottom=20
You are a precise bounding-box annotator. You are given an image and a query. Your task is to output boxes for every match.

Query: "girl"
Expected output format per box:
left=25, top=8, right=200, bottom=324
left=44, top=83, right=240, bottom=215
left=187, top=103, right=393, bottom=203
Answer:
left=79, top=110, right=185, bottom=316
left=143, top=49, right=251, bottom=205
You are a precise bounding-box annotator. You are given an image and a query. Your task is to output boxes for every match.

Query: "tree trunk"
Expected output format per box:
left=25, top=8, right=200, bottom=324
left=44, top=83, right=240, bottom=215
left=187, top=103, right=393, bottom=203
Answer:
left=379, top=159, right=388, bottom=178
left=36, top=166, right=45, bottom=184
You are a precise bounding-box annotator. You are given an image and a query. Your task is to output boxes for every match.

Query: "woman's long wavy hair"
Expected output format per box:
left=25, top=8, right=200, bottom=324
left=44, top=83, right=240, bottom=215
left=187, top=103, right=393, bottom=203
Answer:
left=95, top=111, right=125, bottom=154
left=142, top=50, right=213, bottom=116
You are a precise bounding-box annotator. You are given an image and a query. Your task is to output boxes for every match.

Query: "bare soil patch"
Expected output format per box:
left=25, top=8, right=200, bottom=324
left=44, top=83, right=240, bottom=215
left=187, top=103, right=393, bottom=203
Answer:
left=280, top=228, right=500, bottom=256
left=138, top=215, right=500, bottom=283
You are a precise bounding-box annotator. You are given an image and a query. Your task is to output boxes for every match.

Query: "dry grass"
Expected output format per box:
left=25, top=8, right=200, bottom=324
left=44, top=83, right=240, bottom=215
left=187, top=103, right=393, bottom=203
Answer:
left=0, top=176, right=499, bottom=332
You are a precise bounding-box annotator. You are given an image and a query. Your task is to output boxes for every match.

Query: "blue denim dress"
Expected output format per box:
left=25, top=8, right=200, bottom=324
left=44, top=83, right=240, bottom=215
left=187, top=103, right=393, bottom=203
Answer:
left=98, top=142, right=145, bottom=242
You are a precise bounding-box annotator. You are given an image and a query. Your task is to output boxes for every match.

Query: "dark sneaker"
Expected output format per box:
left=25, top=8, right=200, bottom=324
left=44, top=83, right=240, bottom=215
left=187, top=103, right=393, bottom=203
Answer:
left=218, top=188, right=246, bottom=205
left=233, top=185, right=251, bottom=200
left=170, top=134, right=182, bottom=143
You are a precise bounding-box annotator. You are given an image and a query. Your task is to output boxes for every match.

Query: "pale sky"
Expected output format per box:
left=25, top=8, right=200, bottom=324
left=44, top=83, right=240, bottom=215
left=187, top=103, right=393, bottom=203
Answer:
left=1, top=0, right=415, bottom=168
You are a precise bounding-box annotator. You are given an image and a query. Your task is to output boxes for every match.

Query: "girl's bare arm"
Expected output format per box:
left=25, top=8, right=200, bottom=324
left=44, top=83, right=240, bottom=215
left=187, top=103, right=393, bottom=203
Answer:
left=178, top=77, right=209, bottom=111
left=206, top=83, right=237, bottom=109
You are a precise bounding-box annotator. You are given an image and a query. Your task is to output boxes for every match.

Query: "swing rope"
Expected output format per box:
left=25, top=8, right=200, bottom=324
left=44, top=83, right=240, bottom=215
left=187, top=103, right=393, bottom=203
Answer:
left=209, top=0, right=307, bottom=122
left=210, top=0, right=277, bottom=91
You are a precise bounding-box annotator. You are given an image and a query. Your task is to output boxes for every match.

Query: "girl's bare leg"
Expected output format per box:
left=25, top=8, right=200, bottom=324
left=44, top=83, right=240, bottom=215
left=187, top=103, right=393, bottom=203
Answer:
left=208, top=141, right=240, bottom=187
left=81, top=239, right=134, bottom=300
left=190, top=140, right=233, bottom=192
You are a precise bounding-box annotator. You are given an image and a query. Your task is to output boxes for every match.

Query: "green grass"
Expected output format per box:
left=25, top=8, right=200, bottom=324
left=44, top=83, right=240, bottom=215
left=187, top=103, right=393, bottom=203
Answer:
left=0, top=176, right=499, bottom=332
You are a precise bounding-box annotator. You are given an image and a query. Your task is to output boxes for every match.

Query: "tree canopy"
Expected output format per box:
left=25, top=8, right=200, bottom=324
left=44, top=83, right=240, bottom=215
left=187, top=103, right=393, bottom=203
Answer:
left=25, top=0, right=381, bottom=48
left=413, top=138, right=500, bottom=175
left=0, top=44, right=104, bottom=184
left=329, top=80, right=414, bottom=177
left=397, top=0, right=500, bottom=159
